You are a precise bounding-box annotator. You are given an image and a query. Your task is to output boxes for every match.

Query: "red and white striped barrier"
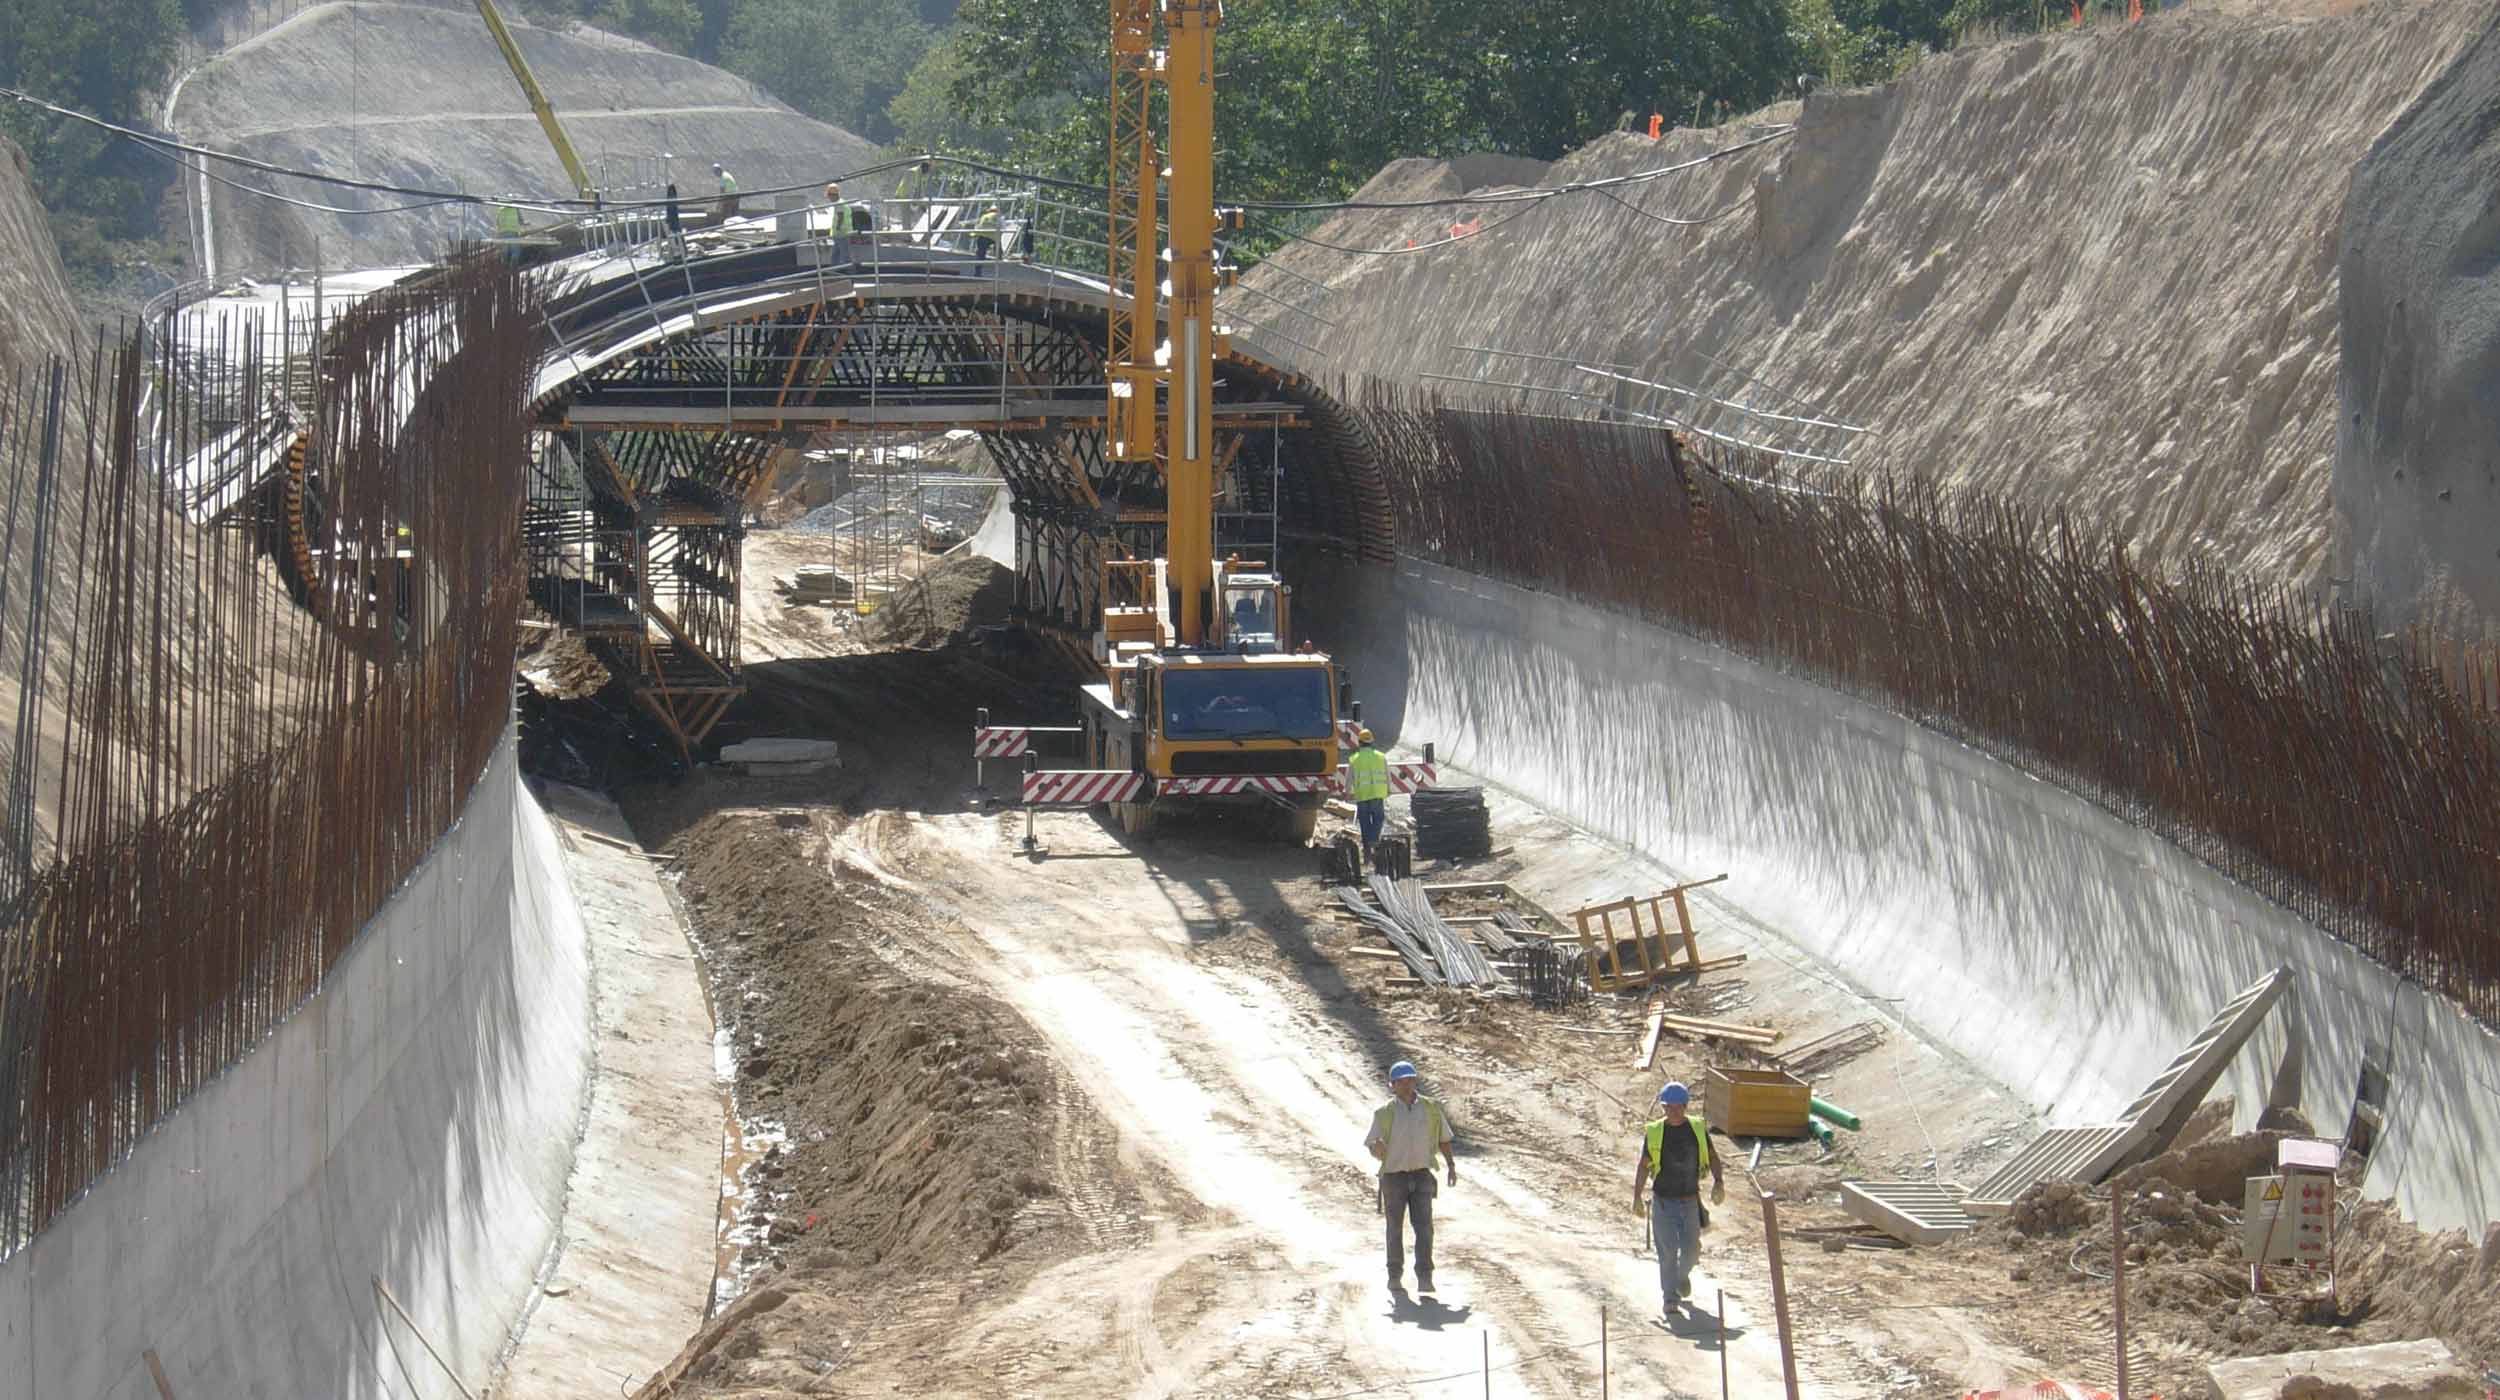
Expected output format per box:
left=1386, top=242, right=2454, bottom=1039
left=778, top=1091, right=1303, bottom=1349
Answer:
left=1160, top=774, right=1336, bottom=796
left=974, top=726, right=1033, bottom=758
left=1377, top=761, right=1437, bottom=795
left=1021, top=769, right=1149, bottom=806
left=1337, top=719, right=1366, bottom=750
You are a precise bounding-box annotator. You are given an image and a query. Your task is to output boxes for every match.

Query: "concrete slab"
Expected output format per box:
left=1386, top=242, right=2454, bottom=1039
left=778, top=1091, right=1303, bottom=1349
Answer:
left=493, top=783, right=719, bottom=1399
left=2206, top=1337, right=2483, bottom=1399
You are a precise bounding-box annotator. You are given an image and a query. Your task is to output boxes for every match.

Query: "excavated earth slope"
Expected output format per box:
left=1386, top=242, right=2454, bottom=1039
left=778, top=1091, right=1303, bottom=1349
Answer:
left=173, top=1, right=882, bottom=271
left=0, top=135, right=85, bottom=382
left=1244, top=0, right=2493, bottom=608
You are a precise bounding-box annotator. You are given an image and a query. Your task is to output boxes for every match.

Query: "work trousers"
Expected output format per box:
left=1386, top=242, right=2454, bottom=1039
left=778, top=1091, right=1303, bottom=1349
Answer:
left=1380, top=1169, right=1436, bottom=1284
left=1651, top=1193, right=1701, bottom=1308
left=1357, top=797, right=1386, bottom=849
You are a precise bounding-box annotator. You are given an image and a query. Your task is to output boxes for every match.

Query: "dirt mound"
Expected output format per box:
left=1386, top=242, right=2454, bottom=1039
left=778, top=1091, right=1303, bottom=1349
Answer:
left=1971, top=1136, right=2500, bottom=1385
left=642, top=807, right=1079, bottom=1396
left=862, top=554, right=1014, bottom=651
left=1244, top=1, right=2493, bottom=619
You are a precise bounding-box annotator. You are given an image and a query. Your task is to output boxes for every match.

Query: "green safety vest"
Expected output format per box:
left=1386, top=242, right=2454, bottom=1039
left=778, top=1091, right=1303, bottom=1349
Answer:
left=1349, top=745, right=1390, bottom=802
left=1371, top=1096, right=1447, bottom=1171
left=1643, top=1114, right=1712, bottom=1176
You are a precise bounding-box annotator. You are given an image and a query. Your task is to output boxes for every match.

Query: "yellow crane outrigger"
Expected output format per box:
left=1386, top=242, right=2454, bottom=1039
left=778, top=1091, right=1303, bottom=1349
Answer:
left=473, top=0, right=596, bottom=203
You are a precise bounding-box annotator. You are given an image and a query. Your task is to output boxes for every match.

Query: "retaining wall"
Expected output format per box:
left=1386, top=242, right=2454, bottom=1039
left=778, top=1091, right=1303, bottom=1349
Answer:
left=1306, top=555, right=2500, bottom=1234
left=0, top=731, right=593, bottom=1398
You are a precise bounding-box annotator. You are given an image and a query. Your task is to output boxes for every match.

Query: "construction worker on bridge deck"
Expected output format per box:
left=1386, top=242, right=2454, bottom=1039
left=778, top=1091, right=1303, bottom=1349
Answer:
left=1365, top=1059, right=1456, bottom=1296
left=972, top=204, right=1001, bottom=265
left=1632, top=1081, right=1725, bottom=1320
left=1349, top=727, right=1389, bottom=854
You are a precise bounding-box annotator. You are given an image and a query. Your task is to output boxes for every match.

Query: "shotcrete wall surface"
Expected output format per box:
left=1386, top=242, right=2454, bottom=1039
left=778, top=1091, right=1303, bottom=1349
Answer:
left=0, top=732, right=593, bottom=1399
left=1308, top=556, right=2500, bottom=1235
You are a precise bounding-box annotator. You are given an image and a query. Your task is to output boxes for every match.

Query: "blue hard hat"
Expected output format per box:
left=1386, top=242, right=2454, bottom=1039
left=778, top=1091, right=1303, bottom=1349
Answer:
left=1389, top=1060, right=1418, bottom=1081
left=1657, top=1082, right=1691, bottom=1106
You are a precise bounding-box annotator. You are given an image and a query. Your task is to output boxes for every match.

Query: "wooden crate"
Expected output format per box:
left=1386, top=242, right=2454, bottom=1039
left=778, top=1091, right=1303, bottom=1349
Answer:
left=1704, top=1066, right=1811, bottom=1139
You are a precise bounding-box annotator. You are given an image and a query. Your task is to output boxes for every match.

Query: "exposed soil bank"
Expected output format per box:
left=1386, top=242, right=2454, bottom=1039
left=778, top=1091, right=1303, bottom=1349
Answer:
left=1245, top=1, right=2495, bottom=619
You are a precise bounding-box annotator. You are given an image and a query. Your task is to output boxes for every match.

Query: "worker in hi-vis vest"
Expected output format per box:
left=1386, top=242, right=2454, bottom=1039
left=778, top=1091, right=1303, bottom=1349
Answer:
left=1348, top=728, right=1390, bottom=853
left=1364, top=1059, right=1456, bottom=1295
left=1631, top=1081, right=1725, bottom=1319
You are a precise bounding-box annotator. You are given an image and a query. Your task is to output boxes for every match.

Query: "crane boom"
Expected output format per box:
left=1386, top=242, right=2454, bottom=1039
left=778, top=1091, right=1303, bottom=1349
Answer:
left=473, top=0, right=596, bottom=203
left=1163, top=0, right=1218, bottom=647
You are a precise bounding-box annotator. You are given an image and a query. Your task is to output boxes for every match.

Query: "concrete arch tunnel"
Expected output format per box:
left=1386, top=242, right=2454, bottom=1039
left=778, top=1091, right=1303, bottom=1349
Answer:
left=522, top=236, right=1393, bottom=748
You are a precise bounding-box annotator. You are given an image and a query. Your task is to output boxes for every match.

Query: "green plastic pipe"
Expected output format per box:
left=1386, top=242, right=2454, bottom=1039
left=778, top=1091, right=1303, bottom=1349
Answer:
left=1808, top=1096, right=1861, bottom=1131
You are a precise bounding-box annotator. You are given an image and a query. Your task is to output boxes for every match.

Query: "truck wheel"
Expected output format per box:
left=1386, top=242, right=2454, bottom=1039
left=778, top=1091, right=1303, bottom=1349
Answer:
left=1279, top=801, right=1321, bottom=844
left=1115, top=799, right=1158, bottom=840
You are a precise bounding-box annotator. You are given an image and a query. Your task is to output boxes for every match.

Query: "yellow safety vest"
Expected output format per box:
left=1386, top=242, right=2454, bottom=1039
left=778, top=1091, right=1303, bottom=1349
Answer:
left=1349, top=746, right=1390, bottom=802
left=1371, top=1097, right=1446, bottom=1170
left=1643, top=1115, right=1712, bottom=1175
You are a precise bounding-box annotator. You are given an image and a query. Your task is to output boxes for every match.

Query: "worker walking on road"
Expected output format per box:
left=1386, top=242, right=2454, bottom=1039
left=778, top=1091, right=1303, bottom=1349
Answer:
left=1365, top=1060, right=1456, bottom=1296
left=1349, top=728, right=1389, bottom=855
left=1631, top=1081, right=1725, bottom=1320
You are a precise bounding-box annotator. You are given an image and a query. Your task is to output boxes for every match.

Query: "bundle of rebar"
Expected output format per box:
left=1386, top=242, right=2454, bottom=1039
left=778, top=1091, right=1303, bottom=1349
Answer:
left=1411, top=786, right=1492, bottom=862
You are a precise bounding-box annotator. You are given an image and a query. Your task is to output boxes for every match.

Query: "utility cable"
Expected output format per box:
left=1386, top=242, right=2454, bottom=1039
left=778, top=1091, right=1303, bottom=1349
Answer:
left=129, top=135, right=473, bottom=216
left=1251, top=197, right=1550, bottom=259
left=5, top=83, right=1792, bottom=222
left=1592, top=181, right=1752, bottom=229
left=1, top=83, right=927, bottom=212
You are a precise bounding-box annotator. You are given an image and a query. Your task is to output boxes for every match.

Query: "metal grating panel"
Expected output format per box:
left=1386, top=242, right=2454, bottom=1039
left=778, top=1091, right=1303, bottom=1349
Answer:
left=1843, top=1181, right=1977, bottom=1246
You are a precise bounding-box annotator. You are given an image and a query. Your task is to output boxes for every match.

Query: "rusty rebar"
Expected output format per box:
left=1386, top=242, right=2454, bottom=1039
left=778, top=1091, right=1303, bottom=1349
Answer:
left=1344, top=379, right=2500, bottom=1032
left=0, top=255, right=537, bottom=1257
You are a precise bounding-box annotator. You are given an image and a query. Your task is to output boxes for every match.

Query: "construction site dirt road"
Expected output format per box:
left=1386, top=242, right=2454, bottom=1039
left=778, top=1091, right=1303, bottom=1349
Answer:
left=603, top=574, right=2500, bottom=1400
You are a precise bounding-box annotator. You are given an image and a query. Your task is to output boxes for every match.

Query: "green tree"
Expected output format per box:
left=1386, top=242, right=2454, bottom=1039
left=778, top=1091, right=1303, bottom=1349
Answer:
left=719, top=0, right=934, bottom=141
left=0, top=0, right=185, bottom=290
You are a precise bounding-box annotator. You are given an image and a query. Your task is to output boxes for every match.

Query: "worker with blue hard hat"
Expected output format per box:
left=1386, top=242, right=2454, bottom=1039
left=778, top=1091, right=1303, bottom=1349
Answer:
left=1632, top=1080, right=1725, bottom=1320
left=1363, top=1059, right=1457, bottom=1296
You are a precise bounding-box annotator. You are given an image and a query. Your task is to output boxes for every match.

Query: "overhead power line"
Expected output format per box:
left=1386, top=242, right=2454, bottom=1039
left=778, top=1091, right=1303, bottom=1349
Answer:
left=6, top=82, right=1796, bottom=225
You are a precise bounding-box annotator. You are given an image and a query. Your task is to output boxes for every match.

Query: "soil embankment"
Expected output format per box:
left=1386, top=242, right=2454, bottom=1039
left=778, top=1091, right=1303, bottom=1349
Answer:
left=0, top=135, right=84, bottom=380
left=173, top=1, right=882, bottom=271
left=1245, top=1, right=2493, bottom=614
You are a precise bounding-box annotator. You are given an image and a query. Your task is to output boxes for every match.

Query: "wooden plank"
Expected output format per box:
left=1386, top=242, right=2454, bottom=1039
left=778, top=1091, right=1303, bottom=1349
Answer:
left=1659, top=1012, right=1780, bottom=1040
left=144, top=1350, right=176, bottom=1399
left=1658, top=1015, right=1779, bottom=1047
left=1635, top=993, right=1667, bottom=1069
left=1423, top=880, right=1515, bottom=896
left=1344, top=946, right=1408, bottom=961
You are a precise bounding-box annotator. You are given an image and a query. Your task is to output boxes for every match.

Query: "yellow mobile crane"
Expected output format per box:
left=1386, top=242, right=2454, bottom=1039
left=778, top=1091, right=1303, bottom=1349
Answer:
left=1075, top=0, right=1350, bottom=841
left=473, top=0, right=596, bottom=203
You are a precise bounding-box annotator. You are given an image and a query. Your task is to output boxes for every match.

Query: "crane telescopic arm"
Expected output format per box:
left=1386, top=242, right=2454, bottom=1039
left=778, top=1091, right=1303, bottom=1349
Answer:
left=1107, top=0, right=1225, bottom=648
